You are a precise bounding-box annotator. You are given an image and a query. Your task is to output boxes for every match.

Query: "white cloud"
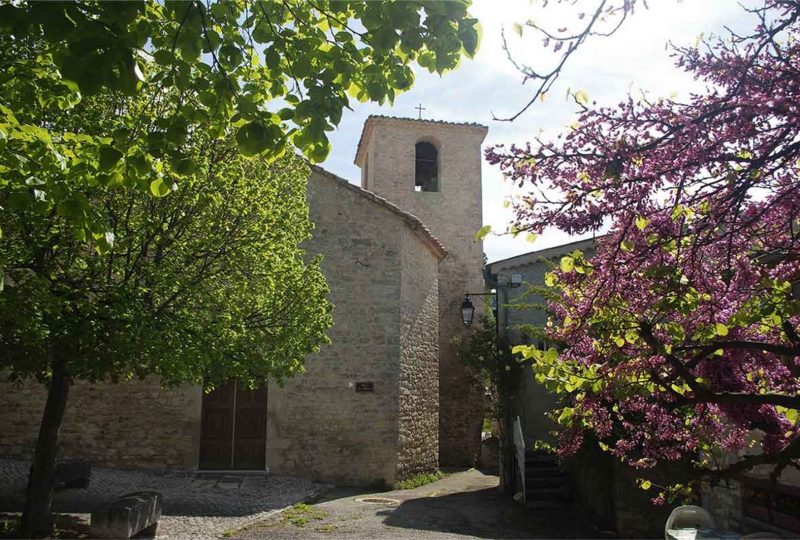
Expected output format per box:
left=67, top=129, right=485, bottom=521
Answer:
left=319, top=0, right=757, bottom=263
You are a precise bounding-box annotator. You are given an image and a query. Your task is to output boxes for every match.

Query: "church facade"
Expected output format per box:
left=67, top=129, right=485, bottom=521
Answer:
left=0, top=116, right=488, bottom=487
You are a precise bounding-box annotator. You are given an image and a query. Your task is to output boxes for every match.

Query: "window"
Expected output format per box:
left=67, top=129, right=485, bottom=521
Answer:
left=414, top=141, right=438, bottom=192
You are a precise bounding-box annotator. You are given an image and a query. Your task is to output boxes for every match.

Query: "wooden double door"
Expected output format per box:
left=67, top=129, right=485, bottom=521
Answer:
left=199, top=380, right=267, bottom=470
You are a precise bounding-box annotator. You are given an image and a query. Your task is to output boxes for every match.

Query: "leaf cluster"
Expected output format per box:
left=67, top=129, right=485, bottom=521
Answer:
left=495, top=0, right=800, bottom=484
left=1, top=117, right=332, bottom=387
left=455, top=313, right=521, bottom=421
left=0, top=0, right=480, bottom=256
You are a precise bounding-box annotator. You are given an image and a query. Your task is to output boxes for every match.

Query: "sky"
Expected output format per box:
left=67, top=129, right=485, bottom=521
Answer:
left=317, top=0, right=758, bottom=263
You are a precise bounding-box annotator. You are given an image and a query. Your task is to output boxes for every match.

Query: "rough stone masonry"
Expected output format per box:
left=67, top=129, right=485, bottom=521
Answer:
left=355, top=116, right=488, bottom=467
left=0, top=115, right=489, bottom=486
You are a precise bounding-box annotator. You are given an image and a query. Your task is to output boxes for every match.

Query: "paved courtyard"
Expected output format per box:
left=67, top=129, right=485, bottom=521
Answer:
left=0, top=459, right=321, bottom=539
left=235, top=469, right=598, bottom=539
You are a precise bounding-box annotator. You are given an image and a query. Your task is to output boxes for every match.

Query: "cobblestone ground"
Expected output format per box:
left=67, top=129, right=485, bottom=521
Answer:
left=0, top=460, right=321, bottom=539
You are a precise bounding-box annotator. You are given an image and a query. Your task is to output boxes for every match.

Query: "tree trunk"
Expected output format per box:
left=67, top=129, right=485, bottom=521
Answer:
left=19, top=358, right=71, bottom=538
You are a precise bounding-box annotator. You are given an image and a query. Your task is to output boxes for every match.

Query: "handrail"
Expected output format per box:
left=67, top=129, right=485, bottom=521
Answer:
left=513, top=416, right=526, bottom=505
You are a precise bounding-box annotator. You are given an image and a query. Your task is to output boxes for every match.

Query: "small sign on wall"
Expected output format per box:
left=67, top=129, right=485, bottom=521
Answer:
left=355, top=381, right=375, bottom=393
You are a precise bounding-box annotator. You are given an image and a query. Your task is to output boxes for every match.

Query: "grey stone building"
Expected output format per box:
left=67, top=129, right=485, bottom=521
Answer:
left=487, top=237, right=597, bottom=447
left=0, top=116, right=488, bottom=488
left=489, top=238, right=800, bottom=538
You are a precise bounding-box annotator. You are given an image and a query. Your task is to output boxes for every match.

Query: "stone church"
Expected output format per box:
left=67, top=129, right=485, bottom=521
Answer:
left=0, top=116, right=488, bottom=488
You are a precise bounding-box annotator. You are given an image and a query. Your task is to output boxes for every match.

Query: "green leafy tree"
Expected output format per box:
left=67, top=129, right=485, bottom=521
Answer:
left=0, top=4, right=480, bottom=533
left=1, top=97, right=332, bottom=534
left=457, top=314, right=519, bottom=424
left=0, top=0, right=481, bottom=255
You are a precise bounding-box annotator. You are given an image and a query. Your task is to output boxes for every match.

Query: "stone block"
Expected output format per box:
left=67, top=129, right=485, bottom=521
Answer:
left=55, top=459, right=91, bottom=489
left=90, top=491, right=162, bottom=539
left=0, top=375, right=200, bottom=470
left=478, top=436, right=500, bottom=474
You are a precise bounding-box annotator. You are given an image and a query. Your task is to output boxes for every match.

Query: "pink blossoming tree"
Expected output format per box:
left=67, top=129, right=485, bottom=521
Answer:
left=487, top=0, right=800, bottom=494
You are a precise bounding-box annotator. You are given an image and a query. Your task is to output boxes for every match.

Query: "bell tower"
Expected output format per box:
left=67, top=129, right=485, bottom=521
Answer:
left=355, top=115, right=488, bottom=466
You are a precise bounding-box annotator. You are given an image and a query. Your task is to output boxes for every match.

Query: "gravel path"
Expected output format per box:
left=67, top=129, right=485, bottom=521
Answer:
left=0, top=459, right=320, bottom=539
left=236, top=469, right=598, bottom=539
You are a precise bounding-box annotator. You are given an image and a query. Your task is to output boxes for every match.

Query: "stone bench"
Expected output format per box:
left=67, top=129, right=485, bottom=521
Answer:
left=90, top=491, right=162, bottom=539
left=55, top=459, right=91, bottom=489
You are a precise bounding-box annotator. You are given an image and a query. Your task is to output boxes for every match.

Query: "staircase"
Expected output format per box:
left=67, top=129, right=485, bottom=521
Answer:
left=523, top=449, right=573, bottom=509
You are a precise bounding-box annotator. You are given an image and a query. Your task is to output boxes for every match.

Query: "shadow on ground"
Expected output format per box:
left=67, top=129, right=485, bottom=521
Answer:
left=0, top=460, right=318, bottom=518
left=379, top=486, right=593, bottom=539
left=238, top=469, right=598, bottom=539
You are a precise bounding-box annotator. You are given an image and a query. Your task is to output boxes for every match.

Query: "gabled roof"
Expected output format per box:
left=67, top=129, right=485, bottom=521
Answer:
left=487, top=236, right=602, bottom=271
left=309, top=165, right=448, bottom=261
left=354, top=115, right=488, bottom=166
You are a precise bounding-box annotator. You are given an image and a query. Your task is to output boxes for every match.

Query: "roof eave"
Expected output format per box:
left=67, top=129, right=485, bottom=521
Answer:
left=487, top=236, right=604, bottom=270
left=309, top=165, right=448, bottom=261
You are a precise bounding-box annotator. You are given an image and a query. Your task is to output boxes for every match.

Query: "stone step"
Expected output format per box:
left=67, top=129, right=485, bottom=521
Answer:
left=525, top=448, right=554, bottom=456
left=525, top=467, right=564, bottom=478
left=525, top=456, right=559, bottom=468
left=526, top=498, right=572, bottom=510
left=525, top=465, right=561, bottom=476
left=525, top=475, right=570, bottom=489
left=526, top=485, right=572, bottom=501
left=525, top=465, right=561, bottom=475
left=525, top=450, right=557, bottom=460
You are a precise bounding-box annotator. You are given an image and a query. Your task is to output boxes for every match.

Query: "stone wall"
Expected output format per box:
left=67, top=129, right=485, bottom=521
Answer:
left=358, top=117, right=488, bottom=466
left=564, top=439, right=676, bottom=538
left=266, top=169, right=443, bottom=487
left=0, top=165, right=445, bottom=486
left=702, top=463, right=800, bottom=536
left=563, top=441, right=615, bottom=533
left=0, top=375, right=201, bottom=469
left=396, top=226, right=440, bottom=480
left=436, top=256, right=487, bottom=467
left=702, top=480, right=743, bottom=531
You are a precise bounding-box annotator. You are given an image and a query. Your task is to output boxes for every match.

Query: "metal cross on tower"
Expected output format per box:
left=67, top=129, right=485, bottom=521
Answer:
left=415, top=103, right=426, bottom=119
